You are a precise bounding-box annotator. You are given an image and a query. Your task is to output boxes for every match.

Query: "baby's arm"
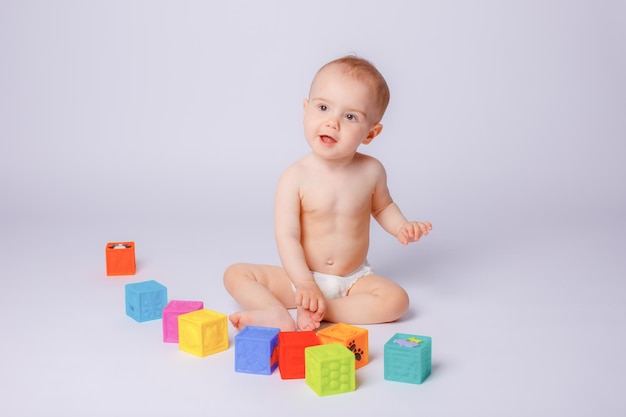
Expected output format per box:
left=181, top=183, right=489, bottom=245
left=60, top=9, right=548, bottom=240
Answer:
left=274, top=166, right=326, bottom=322
left=371, top=162, right=432, bottom=244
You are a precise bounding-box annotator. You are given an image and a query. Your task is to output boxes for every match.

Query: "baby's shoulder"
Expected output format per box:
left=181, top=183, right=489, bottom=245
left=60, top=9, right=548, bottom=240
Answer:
left=282, top=155, right=310, bottom=176
left=356, top=152, right=382, bottom=165
left=355, top=153, right=386, bottom=172
left=277, top=156, right=311, bottom=188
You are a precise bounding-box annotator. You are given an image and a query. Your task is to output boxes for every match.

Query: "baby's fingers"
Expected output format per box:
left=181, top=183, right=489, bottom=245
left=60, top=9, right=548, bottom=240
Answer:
left=297, top=292, right=317, bottom=312
left=399, top=222, right=432, bottom=244
left=316, top=297, right=326, bottom=316
left=306, top=296, right=319, bottom=312
left=397, top=228, right=410, bottom=245
left=405, top=225, right=422, bottom=242
left=413, top=223, right=431, bottom=241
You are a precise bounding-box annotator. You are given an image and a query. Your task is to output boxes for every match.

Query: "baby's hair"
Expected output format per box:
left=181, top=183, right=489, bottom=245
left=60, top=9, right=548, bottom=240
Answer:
left=315, top=55, right=390, bottom=121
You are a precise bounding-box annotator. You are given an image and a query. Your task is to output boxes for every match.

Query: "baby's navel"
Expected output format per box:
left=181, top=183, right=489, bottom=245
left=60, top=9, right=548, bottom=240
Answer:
left=326, top=259, right=334, bottom=266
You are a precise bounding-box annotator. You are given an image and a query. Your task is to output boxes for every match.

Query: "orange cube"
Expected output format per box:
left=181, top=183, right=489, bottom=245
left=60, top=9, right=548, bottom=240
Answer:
left=106, top=242, right=136, bottom=276
left=317, top=323, right=368, bottom=369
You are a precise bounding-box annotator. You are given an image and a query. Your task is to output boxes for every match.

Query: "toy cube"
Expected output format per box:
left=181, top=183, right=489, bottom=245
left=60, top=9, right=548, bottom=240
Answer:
left=234, top=326, right=280, bottom=375
left=305, top=343, right=355, bottom=396
left=384, top=333, right=432, bottom=384
left=316, top=323, right=368, bottom=369
left=178, top=309, right=228, bottom=357
left=106, top=242, right=136, bottom=276
left=162, top=300, right=204, bottom=343
left=125, top=280, right=167, bottom=322
left=278, top=331, right=320, bottom=379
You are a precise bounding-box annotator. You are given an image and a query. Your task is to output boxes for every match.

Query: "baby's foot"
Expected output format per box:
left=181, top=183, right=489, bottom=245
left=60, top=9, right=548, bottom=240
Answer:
left=229, top=306, right=296, bottom=332
left=296, top=307, right=322, bottom=331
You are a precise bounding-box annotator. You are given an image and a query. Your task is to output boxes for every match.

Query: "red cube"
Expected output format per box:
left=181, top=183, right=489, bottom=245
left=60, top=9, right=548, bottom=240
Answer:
left=278, top=331, right=320, bottom=379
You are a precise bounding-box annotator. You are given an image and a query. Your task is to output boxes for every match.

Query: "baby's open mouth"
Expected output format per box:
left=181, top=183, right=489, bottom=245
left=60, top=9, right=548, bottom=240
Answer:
left=320, top=135, right=337, bottom=144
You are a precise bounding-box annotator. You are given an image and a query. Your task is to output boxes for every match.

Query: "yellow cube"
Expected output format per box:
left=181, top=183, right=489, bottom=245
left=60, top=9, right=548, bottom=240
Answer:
left=178, top=309, right=228, bottom=357
left=317, top=323, right=368, bottom=369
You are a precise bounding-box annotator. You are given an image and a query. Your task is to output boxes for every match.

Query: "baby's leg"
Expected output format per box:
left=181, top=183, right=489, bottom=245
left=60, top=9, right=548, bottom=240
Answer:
left=223, top=263, right=297, bottom=331
left=323, top=274, right=409, bottom=324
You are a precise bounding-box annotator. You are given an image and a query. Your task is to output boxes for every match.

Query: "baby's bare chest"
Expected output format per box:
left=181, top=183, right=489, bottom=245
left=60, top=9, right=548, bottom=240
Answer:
left=300, top=180, right=374, bottom=216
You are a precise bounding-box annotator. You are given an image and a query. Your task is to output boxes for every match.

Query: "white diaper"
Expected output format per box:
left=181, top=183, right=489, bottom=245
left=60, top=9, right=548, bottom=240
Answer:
left=293, top=262, right=374, bottom=299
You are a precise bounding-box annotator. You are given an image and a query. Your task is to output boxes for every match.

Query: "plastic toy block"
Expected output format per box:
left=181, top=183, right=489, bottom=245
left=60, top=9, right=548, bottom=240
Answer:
left=234, top=326, right=281, bottom=375
left=384, top=333, right=432, bottom=384
left=316, top=323, right=368, bottom=369
left=305, top=343, right=355, bottom=396
left=125, top=280, right=167, bottom=322
left=162, top=300, right=204, bottom=343
left=106, top=242, right=136, bottom=276
left=278, top=331, right=321, bottom=379
left=178, top=309, right=228, bottom=357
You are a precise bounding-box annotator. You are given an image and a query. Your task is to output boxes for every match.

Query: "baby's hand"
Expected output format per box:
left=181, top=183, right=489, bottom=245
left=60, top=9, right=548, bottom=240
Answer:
left=397, top=221, right=432, bottom=245
left=294, top=281, right=326, bottom=319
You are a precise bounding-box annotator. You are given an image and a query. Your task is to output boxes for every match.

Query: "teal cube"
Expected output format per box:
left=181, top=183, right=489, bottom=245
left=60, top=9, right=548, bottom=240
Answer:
left=384, top=333, right=432, bottom=384
left=125, top=280, right=168, bottom=322
left=305, top=343, right=355, bottom=396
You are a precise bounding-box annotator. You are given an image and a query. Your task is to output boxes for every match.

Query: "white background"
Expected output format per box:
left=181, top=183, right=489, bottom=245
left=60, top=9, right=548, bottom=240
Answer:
left=1, top=1, right=625, bottom=416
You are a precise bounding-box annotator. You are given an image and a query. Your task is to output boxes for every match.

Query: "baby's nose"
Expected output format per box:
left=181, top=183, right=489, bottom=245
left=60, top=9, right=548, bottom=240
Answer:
left=325, top=116, right=339, bottom=128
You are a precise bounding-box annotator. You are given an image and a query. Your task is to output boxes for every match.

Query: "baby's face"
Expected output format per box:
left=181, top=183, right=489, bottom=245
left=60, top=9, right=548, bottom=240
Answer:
left=303, top=65, right=382, bottom=162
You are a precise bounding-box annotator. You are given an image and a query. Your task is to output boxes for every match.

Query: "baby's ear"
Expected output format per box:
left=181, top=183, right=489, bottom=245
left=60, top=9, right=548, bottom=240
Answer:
left=363, top=123, right=383, bottom=144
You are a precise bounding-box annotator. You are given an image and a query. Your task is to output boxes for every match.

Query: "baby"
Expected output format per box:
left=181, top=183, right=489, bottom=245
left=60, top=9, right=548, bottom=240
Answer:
left=224, top=56, right=432, bottom=331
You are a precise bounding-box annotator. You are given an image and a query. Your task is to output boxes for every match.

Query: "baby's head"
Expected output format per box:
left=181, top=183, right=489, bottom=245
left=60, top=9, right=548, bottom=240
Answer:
left=310, top=56, right=390, bottom=123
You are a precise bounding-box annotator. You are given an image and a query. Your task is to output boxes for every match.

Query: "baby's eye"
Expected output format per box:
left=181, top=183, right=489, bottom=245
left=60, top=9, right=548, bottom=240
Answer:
left=345, top=113, right=358, bottom=122
left=318, top=104, right=328, bottom=111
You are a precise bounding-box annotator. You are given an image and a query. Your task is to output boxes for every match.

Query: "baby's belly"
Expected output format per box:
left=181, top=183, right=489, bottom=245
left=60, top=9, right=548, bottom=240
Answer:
left=303, top=235, right=369, bottom=276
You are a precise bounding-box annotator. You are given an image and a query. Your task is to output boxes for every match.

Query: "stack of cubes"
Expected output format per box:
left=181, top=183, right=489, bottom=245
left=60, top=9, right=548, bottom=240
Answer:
left=123, top=280, right=228, bottom=358
left=233, top=323, right=368, bottom=397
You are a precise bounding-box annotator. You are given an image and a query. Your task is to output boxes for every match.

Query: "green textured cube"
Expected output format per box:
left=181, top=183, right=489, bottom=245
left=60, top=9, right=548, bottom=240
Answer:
left=305, top=343, right=355, bottom=396
left=384, top=333, right=432, bottom=384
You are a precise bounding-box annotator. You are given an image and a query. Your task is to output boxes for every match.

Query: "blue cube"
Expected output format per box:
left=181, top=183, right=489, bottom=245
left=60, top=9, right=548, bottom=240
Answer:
left=125, top=280, right=168, bottom=322
left=384, top=333, right=432, bottom=384
left=235, top=326, right=280, bottom=375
